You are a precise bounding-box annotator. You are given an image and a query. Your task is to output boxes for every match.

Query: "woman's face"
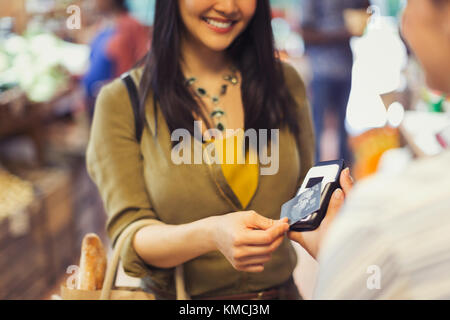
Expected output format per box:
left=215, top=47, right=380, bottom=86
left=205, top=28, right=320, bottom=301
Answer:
left=402, top=0, right=450, bottom=93
left=178, top=0, right=257, bottom=52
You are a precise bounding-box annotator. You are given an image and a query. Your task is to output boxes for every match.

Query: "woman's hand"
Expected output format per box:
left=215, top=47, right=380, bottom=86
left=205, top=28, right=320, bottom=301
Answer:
left=288, top=168, right=354, bottom=259
left=211, top=211, right=290, bottom=273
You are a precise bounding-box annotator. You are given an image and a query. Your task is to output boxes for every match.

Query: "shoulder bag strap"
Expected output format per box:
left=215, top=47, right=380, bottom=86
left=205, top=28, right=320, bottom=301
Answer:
left=121, top=73, right=144, bottom=142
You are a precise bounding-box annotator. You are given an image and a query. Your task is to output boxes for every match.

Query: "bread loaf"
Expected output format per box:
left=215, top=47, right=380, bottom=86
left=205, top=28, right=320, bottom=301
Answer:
left=78, top=233, right=107, bottom=290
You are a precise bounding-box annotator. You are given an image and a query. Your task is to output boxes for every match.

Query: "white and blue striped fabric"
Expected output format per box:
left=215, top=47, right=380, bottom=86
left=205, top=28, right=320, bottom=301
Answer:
left=314, top=151, right=450, bottom=299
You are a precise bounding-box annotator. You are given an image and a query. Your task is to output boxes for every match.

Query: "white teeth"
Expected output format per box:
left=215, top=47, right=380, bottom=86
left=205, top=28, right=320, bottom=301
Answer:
left=205, top=18, right=232, bottom=29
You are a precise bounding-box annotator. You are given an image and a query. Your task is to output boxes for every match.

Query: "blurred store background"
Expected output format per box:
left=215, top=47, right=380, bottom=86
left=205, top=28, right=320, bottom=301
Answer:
left=0, top=0, right=449, bottom=300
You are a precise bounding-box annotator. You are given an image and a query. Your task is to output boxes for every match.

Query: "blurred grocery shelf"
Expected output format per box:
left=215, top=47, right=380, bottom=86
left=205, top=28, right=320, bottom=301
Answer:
left=0, top=0, right=108, bottom=300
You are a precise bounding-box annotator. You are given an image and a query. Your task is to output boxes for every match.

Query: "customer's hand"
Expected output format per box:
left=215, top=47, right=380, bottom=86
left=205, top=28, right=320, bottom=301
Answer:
left=211, top=211, right=290, bottom=273
left=288, top=168, right=354, bottom=259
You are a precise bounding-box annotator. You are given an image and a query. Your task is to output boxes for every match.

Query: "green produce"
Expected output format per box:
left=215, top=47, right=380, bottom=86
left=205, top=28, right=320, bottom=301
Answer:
left=0, top=32, right=89, bottom=102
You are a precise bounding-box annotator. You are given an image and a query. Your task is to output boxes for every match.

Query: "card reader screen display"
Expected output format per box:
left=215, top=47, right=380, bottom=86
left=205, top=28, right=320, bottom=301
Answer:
left=306, top=177, right=324, bottom=188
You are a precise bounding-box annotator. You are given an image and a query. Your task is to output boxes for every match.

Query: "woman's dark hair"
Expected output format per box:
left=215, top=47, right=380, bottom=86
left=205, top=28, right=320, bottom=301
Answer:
left=139, top=0, right=300, bottom=140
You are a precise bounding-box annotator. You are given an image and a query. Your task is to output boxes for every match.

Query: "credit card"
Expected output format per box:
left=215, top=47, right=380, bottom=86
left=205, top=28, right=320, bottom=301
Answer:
left=281, top=182, right=321, bottom=226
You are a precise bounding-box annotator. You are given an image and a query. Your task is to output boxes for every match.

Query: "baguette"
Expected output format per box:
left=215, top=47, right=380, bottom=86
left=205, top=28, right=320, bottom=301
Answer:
left=78, top=233, right=107, bottom=290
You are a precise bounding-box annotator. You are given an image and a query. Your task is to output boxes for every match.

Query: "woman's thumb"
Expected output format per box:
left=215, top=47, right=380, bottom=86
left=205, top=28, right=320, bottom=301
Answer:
left=247, top=212, right=274, bottom=230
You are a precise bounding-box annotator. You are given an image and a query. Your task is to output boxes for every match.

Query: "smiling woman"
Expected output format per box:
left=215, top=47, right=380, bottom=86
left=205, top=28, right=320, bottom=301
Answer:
left=139, top=0, right=302, bottom=137
left=178, top=0, right=256, bottom=48
left=86, top=0, right=316, bottom=300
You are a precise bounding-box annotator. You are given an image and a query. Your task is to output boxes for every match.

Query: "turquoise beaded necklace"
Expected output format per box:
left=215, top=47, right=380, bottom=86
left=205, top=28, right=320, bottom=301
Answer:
left=185, top=68, right=239, bottom=132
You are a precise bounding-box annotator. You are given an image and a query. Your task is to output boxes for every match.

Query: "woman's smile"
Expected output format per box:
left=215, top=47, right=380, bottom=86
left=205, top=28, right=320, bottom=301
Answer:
left=178, top=0, right=256, bottom=51
left=202, top=16, right=237, bottom=34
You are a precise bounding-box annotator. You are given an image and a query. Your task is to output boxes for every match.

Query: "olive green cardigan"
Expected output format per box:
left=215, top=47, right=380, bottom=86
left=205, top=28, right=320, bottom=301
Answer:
left=86, top=62, right=315, bottom=298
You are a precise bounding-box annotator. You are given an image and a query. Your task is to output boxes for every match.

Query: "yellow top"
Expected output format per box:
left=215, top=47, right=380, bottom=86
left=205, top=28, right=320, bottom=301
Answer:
left=210, top=130, right=259, bottom=209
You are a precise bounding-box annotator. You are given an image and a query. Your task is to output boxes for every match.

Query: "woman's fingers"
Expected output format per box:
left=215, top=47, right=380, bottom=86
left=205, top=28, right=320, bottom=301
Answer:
left=238, top=264, right=265, bottom=273
left=235, top=254, right=272, bottom=266
left=245, top=211, right=275, bottom=230
left=236, top=234, right=285, bottom=258
left=245, top=212, right=288, bottom=230
left=221, top=211, right=291, bottom=273
left=340, top=167, right=354, bottom=196
left=239, top=221, right=289, bottom=246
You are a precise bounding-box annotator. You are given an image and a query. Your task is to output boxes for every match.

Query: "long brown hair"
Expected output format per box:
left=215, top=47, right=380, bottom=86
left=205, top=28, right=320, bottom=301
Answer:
left=139, top=0, right=300, bottom=140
